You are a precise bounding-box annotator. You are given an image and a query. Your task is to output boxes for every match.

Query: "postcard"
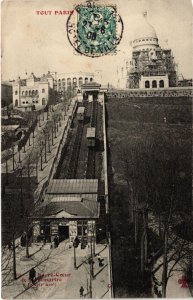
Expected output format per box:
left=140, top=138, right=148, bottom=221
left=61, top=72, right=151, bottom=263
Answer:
left=1, top=0, right=193, bottom=298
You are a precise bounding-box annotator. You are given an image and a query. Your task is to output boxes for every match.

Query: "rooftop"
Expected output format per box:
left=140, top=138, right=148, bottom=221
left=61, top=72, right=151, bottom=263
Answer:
left=46, top=179, right=98, bottom=195
left=35, top=195, right=99, bottom=219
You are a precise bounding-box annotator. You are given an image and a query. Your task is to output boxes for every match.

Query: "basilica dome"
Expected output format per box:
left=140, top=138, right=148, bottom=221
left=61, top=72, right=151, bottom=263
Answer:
left=132, top=12, right=159, bottom=51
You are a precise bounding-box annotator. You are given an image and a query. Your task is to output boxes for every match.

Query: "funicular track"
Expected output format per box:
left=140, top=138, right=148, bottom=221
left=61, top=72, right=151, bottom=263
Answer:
left=86, top=100, right=98, bottom=179
left=67, top=121, right=84, bottom=178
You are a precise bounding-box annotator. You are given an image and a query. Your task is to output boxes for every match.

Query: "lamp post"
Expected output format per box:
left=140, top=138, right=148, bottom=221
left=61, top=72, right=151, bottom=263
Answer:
left=73, top=236, right=79, bottom=269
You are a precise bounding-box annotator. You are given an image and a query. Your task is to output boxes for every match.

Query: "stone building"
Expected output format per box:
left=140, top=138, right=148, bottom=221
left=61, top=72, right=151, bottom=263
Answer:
left=126, top=11, right=177, bottom=89
left=50, top=72, right=95, bottom=94
left=12, top=72, right=55, bottom=112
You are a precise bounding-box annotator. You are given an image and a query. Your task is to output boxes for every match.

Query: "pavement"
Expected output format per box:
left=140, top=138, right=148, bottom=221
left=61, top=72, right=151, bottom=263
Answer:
left=2, top=241, right=111, bottom=299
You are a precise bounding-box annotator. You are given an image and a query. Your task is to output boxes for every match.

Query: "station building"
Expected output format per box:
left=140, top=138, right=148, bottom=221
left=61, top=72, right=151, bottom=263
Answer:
left=126, top=12, right=177, bottom=89
left=32, top=179, right=100, bottom=244
left=52, top=72, right=95, bottom=93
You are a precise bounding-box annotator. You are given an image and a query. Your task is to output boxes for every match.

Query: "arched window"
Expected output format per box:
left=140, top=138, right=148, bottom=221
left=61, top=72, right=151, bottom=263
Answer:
left=90, top=78, right=93, bottom=82
left=32, top=90, right=35, bottom=95
left=67, top=78, right=71, bottom=86
left=42, top=98, right=46, bottom=105
left=159, top=80, right=164, bottom=88
left=22, top=91, right=25, bottom=96
left=29, top=90, right=32, bottom=96
left=42, top=88, right=45, bottom=93
left=25, top=91, right=28, bottom=96
left=145, top=81, right=150, bottom=88
left=152, top=80, right=157, bottom=88
left=85, top=77, right=88, bottom=84
left=15, top=90, right=18, bottom=95
left=36, top=90, right=38, bottom=94
left=79, top=77, right=83, bottom=86
left=15, top=99, right=18, bottom=107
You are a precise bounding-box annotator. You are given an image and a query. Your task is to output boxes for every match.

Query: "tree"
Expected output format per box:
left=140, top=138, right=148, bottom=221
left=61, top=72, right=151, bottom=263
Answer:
left=36, top=132, right=45, bottom=171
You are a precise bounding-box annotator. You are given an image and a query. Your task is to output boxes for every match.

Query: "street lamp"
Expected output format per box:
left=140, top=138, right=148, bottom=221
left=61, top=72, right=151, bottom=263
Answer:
left=73, top=236, right=80, bottom=269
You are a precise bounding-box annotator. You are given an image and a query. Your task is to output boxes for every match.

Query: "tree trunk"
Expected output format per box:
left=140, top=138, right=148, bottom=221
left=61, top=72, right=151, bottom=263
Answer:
left=44, top=141, right=47, bottom=163
left=12, top=148, right=15, bottom=171
left=162, top=229, right=168, bottom=298
left=36, top=162, right=38, bottom=180
left=54, top=125, right=57, bottom=138
left=12, top=234, right=17, bottom=280
left=74, top=246, right=76, bottom=269
left=40, top=152, right=43, bottom=171
left=18, top=149, right=21, bottom=163
left=159, top=215, right=162, bottom=238
left=48, top=136, right=51, bottom=153
left=6, top=159, right=8, bottom=184
left=134, top=209, right=138, bottom=246
left=26, top=218, right=29, bottom=258
left=28, top=134, right=31, bottom=146
left=52, top=128, right=54, bottom=145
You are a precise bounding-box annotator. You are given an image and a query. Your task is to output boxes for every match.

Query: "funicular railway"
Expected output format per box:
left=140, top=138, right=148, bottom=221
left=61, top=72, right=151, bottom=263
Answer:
left=55, top=91, right=103, bottom=181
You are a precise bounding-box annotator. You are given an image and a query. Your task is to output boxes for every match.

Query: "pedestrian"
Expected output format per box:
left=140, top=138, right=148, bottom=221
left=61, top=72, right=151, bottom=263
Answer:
left=97, top=253, right=104, bottom=267
left=80, top=286, right=84, bottom=298
left=29, top=267, right=36, bottom=285
left=54, top=236, right=59, bottom=248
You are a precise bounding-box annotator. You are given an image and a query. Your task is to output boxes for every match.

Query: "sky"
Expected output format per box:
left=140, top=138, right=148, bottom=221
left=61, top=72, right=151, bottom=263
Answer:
left=1, top=0, right=193, bottom=85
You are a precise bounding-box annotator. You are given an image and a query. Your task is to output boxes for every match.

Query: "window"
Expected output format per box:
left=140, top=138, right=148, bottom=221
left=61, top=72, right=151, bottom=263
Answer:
left=15, top=99, right=18, bottom=107
left=22, top=101, right=25, bottom=104
left=29, top=90, right=32, bottom=96
left=145, top=81, right=150, bottom=88
left=152, top=80, right=157, bottom=88
left=25, top=91, right=28, bottom=96
left=90, top=78, right=93, bottom=82
left=77, top=221, right=88, bottom=237
left=79, top=77, right=83, bottom=86
left=42, top=98, right=46, bottom=105
left=22, top=91, right=25, bottom=96
left=36, top=101, right=38, bottom=103
left=26, top=101, right=28, bottom=104
left=36, top=90, right=38, bottom=94
left=159, top=80, right=164, bottom=88
left=42, top=89, right=45, bottom=93
left=85, top=77, right=88, bottom=84
left=15, top=91, right=18, bottom=95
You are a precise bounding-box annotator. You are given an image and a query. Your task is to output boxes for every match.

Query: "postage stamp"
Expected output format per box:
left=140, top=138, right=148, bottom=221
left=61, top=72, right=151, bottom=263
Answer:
left=66, top=1, right=123, bottom=57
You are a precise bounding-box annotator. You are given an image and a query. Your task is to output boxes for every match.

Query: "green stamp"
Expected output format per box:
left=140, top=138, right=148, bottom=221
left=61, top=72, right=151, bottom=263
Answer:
left=66, top=1, right=123, bottom=57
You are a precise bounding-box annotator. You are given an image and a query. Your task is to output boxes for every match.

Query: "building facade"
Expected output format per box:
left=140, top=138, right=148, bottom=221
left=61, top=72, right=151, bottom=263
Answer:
left=126, top=12, right=177, bottom=89
left=12, top=72, right=55, bottom=112
left=52, top=72, right=95, bottom=93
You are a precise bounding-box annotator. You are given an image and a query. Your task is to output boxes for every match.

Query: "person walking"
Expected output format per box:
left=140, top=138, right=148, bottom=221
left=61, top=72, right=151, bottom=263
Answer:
left=97, top=253, right=104, bottom=267
left=29, top=267, right=36, bottom=285
left=80, top=286, right=84, bottom=298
